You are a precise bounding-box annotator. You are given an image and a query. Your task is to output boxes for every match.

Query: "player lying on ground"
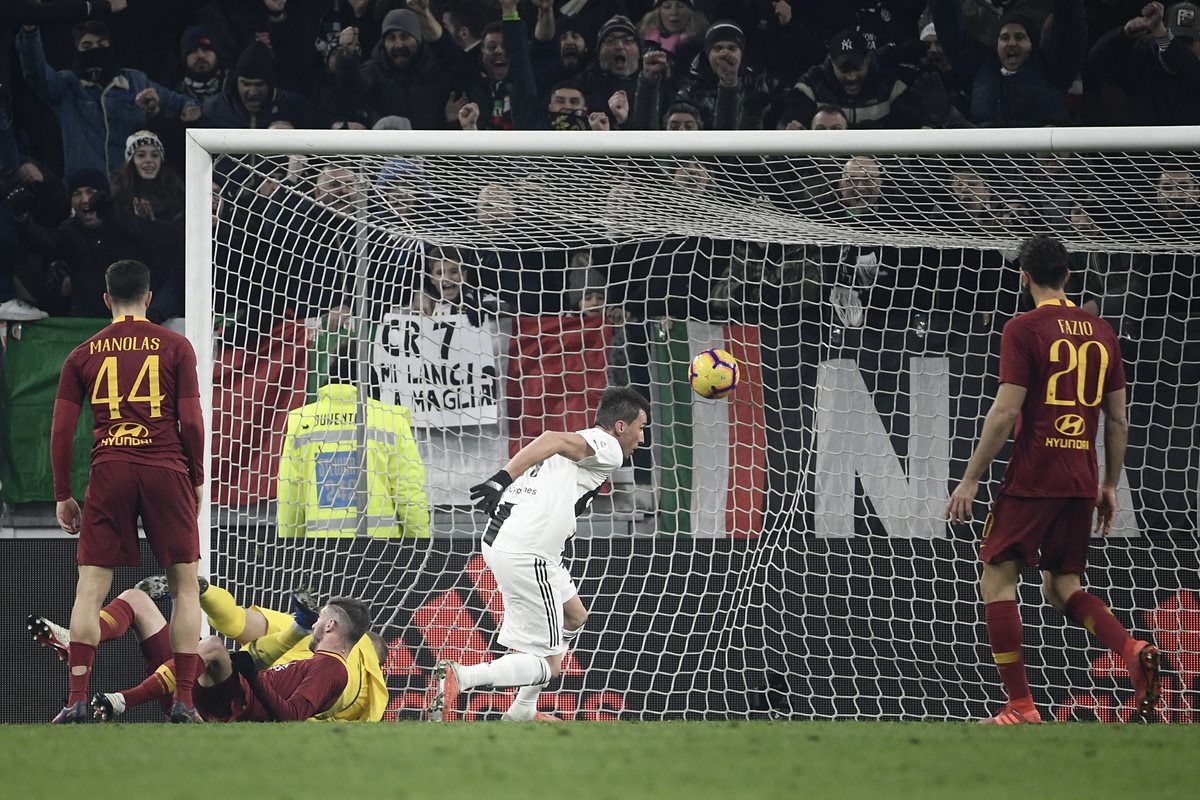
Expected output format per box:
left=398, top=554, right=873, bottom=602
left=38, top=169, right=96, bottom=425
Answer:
left=137, top=574, right=390, bottom=721
left=30, top=582, right=386, bottom=721
left=186, top=595, right=371, bottom=722
left=430, top=386, right=650, bottom=722
left=946, top=234, right=1162, bottom=725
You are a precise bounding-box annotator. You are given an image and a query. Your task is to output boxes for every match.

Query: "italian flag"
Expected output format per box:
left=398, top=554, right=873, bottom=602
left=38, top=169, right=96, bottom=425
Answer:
left=652, top=321, right=765, bottom=537
left=508, top=314, right=612, bottom=457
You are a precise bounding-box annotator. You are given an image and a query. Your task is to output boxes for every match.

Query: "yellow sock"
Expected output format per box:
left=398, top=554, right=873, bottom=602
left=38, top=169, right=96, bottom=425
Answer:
left=155, top=662, right=176, bottom=694
left=247, top=623, right=308, bottom=668
left=199, top=583, right=246, bottom=639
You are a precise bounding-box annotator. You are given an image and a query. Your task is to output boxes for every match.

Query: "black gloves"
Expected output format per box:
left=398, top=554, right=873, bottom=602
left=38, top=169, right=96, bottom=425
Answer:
left=469, top=470, right=513, bottom=518
left=82, top=189, right=111, bottom=219
left=6, top=186, right=33, bottom=220
left=290, top=588, right=320, bottom=631
left=229, top=649, right=258, bottom=680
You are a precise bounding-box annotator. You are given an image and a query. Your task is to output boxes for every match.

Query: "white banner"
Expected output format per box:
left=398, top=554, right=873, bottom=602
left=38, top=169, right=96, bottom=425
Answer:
left=374, top=312, right=499, bottom=429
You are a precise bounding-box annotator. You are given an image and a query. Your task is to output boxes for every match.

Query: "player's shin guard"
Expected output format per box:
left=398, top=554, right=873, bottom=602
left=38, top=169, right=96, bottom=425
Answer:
left=503, top=683, right=548, bottom=721
left=67, top=642, right=96, bottom=706
left=1064, top=590, right=1133, bottom=654
left=985, top=600, right=1033, bottom=707
left=458, top=653, right=550, bottom=690
left=98, top=598, right=134, bottom=642
left=198, top=583, right=246, bottom=639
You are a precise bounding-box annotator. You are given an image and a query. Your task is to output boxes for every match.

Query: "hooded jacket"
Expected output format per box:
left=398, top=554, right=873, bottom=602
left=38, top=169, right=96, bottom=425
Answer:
left=337, top=31, right=452, bottom=129
left=16, top=27, right=197, bottom=177
left=931, top=0, right=1085, bottom=126
left=198, top=42, right=310, bottom=128
left=673, top=49, right=774, bottom=130
left=16, top=201, right=149, bottom=318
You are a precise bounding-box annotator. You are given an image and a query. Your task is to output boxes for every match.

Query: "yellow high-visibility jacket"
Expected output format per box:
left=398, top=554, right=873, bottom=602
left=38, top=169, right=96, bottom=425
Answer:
left=276, top=383, right=430, bottom=537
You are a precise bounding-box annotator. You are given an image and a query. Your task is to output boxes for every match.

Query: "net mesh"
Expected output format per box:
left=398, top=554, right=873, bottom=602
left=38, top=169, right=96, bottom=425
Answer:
left=203, top=144, right=1198, bottom=721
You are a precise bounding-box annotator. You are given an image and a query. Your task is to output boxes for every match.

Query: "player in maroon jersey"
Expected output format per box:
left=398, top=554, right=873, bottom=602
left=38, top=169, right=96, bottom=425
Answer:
left=49, top=260, right=206, bottom=723
left=182, top=596, right=369, bottom=722
left=946, top=235, right=1161, bottom=724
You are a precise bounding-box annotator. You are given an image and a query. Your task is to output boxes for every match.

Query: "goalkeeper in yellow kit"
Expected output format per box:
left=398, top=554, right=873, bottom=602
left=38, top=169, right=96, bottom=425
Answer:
left=29, top=577, right=390, bottom=722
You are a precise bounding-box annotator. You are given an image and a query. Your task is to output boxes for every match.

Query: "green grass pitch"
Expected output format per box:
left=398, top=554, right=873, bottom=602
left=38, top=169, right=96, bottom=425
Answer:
left=1, top=721, right=1195, bottom=800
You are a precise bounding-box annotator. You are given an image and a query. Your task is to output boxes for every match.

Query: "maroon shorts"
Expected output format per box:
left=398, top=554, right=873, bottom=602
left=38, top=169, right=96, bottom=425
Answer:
left=195, top=671, right=263, bottom=722
left=979, top=494, right=1095, bottom=573
left=78, top=461, right=199, bottom=567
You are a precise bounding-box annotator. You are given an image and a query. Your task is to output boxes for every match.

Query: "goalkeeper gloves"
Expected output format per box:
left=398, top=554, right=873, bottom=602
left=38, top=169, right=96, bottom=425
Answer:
left=290, top=587, right=320, bottom=632
left=469, top=470, right=513, bottom=518
left=229, top=649, right=258, bottom=680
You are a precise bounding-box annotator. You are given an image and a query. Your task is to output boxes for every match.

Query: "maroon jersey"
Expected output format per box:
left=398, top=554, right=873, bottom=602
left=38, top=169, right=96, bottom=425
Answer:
left=241, top=651, right=348, bottom=721
left=53, top=316, right=201, bottom=498
left=997, top=299, right=1125, bottom=498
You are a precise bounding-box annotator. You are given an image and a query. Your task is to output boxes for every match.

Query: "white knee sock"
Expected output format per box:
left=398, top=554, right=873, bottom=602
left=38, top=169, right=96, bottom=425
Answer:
left=503, top=683, right=547, bottom=721
left=457, top=653, right=549, bottom=690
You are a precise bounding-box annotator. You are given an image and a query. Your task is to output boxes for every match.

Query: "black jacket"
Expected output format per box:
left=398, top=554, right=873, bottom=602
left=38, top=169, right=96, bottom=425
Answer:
left=18, top=213, right=149, bottom=318
left=932, top=0, right=1086, bottom=127
left=778, top=58, right=926, bottom=128
left=1089, top=27, right=1200, bottom=126
left=198, top=44, right=313, bottom=129
left=672, top=53, right=774, bottom=130
left=337, top=34, right=452, bottom=129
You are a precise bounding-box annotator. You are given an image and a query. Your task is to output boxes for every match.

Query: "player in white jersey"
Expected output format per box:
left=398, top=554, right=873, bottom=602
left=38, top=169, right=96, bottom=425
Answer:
left=430, top=387, right=650, bottom=722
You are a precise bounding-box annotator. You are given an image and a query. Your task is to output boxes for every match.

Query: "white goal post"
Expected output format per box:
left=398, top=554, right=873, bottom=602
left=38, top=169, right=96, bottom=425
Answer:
left=186, top=127, right=1200, bottom=721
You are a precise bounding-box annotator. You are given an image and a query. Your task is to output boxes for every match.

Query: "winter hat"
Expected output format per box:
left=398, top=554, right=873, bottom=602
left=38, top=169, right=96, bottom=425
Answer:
left=373, top=115, right=414, bottom=131
left=597, top=15, right=638, bottom=46
left=67, top=168, right=109, bottom=194
left=124, top=130, right=164, bottom=163
left=558, top=18, right=586, bottom=40
left=703, top=20, right=745, bottom=52
left=382, top=9, right=424, bottom=44
left=375, top=158, right=429, bottom=192
left=996, top=12, right=1040, bottom=50
left=180, top=25, right=218, bottom=59
left=235, top=41, right=276, bottom=85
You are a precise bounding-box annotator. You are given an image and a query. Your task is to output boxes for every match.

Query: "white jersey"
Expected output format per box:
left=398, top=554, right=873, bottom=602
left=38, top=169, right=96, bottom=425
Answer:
left=485, top=427, right=623, bottom=560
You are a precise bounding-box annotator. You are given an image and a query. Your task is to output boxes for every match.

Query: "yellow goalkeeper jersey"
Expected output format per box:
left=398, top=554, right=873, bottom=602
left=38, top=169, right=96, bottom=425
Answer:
left=276, top=383, right=430, bottom=538
left=274, top=635, right=388, bottom=722
left=248, top=606, right=389, bottom=722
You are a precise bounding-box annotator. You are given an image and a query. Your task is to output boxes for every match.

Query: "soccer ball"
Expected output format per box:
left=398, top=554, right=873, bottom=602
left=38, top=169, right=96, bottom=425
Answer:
left=689, top=348, right=739, bottom=399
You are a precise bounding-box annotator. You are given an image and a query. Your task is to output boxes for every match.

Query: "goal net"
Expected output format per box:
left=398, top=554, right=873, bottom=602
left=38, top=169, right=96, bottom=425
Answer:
left=187, top=129, right=1199, bottom=722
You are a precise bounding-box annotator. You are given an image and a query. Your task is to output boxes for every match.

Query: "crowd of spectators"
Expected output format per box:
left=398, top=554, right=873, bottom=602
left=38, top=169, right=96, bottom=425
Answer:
left=0, top=0, right=1197, bottom=332
left=0, top=1, right=1195, bottom=525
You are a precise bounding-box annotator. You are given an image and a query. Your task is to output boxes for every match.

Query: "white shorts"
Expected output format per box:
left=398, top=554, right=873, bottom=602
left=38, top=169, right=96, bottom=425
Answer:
left=482, top=544, right=576, bottom=657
